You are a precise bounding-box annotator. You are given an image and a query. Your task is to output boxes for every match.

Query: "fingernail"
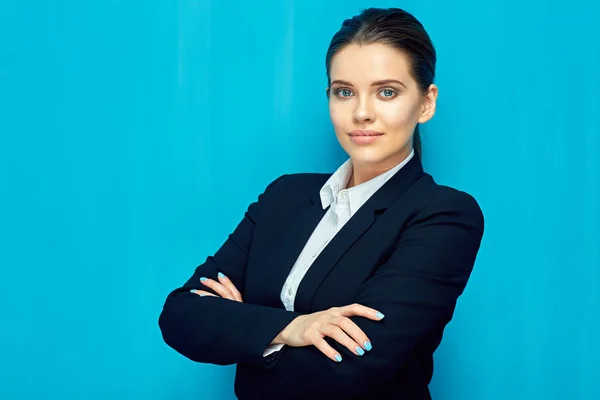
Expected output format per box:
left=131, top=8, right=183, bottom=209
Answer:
left=200, top=277, right=208, bottom=282
left=356, top=346, right=365, bottom=356
left=364, top=341, right=372, bottom=351
left=218, top=272, right=225, bottom=279
left=199, top=294, right=206, bottom=297
left=376, top=312, right=385, bottom=319
left=335, top=354, right=342, bottom=362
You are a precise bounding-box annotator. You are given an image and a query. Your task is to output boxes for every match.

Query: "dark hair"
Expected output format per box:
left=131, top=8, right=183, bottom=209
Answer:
left=325, top=8, right=436, bottom=160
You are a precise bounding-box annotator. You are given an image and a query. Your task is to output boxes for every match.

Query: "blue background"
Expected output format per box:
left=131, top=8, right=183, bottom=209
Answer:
left=1, top=0, right=598, bottom=398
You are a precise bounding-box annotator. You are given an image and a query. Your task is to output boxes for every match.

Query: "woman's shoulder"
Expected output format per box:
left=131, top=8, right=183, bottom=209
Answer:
left=417, top=173, right=480, bottom=202
left=410, top=173, right=485, bottom=231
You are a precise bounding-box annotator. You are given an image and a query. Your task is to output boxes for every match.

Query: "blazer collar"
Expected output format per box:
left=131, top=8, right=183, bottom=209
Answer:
left=310, top=153, right=424, bottom=212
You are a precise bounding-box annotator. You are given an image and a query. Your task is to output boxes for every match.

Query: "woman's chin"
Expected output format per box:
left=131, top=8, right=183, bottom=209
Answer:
left=348, top=151, right=387, bottom=166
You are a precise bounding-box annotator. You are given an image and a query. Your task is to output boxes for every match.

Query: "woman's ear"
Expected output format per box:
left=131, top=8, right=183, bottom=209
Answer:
left=418, top=84, right=438, bottom=124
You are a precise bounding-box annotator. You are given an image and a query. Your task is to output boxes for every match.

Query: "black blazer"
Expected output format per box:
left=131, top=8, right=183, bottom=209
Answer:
left=159, top=155, right=484, bottom=400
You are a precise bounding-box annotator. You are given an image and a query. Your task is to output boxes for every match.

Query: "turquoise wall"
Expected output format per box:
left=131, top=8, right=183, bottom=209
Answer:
left=1, top=0, right=598, bottom=398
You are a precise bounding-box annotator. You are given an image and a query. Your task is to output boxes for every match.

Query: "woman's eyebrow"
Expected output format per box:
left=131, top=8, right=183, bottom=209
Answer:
left=330, top=79, right=407, bottom=88
left=372, top=79, right=407, bottom=88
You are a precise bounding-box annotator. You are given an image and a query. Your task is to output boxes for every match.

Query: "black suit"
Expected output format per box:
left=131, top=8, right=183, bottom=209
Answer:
left=159, top=155, right=484, bottom=399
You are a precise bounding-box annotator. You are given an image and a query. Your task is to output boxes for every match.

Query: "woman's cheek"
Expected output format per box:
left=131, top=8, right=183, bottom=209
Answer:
left=378, top=101, right=413, bottom=128
left=329, top=104, right=349, bottom=132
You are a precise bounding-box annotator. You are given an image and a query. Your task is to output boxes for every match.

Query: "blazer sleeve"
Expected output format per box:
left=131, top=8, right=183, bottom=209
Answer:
left=253, top=190, right=485, bottom=398
left=158, top=174, right=300, bottom=368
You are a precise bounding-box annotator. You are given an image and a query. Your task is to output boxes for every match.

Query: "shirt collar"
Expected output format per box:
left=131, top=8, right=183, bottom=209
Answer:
left=319, top=149, right=415, bottom=214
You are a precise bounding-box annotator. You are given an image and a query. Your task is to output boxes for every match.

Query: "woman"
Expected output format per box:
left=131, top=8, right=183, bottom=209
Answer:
left=159, top=7, right=484, bottom=400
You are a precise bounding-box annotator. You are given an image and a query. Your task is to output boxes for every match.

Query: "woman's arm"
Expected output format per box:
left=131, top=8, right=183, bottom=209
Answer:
left=251, top=189, right=485, bottom=398
left=158, top=174, right=301, bottom=367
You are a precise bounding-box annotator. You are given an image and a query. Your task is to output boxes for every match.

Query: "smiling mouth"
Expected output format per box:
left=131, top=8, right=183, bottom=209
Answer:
left=349, top=130, right=384, bottom=137
left=348, top=132, right=383, bottom=145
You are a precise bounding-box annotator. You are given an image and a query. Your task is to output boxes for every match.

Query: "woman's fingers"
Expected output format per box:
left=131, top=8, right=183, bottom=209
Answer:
left=321, top=324, right=366, bottom=356
left=198, top=273, right=244, bottom=302
left=190, top=289, right=217, bottom=297
left=217, top=272, right=243, bottom=302
left=329, top=316, right=371, bottom=353
left=199, top=277, right=234, bottom=299
left=339, top=303, right=385, bottom=321
left=319, top=303, right=383, bottom=354
left=312, top=335, right=343, bottom=363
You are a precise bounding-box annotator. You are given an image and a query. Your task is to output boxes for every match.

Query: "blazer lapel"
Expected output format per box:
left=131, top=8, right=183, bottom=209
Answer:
left=293, top=155, right=425, bottom=313
left=264, top=199, right=327, bottom=307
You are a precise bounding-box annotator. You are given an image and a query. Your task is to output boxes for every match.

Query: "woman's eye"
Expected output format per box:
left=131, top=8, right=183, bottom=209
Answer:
left=380, top=88, right=397, bottom=98
left=335, top=88, right=353, bottom=97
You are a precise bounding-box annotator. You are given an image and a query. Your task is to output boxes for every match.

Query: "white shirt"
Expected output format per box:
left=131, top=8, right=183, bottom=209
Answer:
left=263, top=149, right=415, bottom=356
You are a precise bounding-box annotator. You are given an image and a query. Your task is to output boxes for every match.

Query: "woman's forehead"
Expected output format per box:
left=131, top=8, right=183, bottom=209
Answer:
left=329, top=43, right=412, bottom=84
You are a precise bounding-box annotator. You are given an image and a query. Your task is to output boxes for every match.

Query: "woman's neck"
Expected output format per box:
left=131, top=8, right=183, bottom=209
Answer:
left=347, top=148, right=413, bottom=189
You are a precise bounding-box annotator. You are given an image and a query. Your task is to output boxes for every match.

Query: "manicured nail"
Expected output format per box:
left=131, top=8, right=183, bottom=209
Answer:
left=199, top=294, right=206, bottom=297
left=364, top=341, right=372, bottom=351
left=200, top=277, right=207, bottom=282
left=356, top=346, right=365, bottom=356
left=376, top=312, right=385, bottom=319
left=218, top=272, right=225, bottom=279
left=335, top=354, right=342, bottom=362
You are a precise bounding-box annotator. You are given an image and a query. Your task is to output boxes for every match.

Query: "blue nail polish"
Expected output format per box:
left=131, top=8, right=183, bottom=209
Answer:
left=335, top=354, right=342, bottom=362
left=364, top=341, right=372, bottom=351
left=376, top=312, right=385, bottom=319
left=200, top=277, right=207, bottom=281
left=218, top=272, right=225, bottom=279
left=356, top=346, right=365, bottom=356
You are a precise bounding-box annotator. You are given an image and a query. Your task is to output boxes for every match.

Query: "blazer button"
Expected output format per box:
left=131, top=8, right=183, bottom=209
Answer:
left=288, top=288, right=292, bottom=295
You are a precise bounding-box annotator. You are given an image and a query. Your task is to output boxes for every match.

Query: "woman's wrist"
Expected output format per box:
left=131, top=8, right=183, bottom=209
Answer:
left=271, top=317, right=296, bottom=345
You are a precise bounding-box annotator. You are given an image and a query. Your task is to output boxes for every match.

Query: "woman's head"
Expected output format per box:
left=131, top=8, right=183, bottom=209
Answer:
left=326, top=8, right=438, bottom=172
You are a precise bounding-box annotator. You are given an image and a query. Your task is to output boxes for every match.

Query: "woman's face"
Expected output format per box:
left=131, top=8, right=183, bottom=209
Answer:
left=328, top=42, right=437, bottom=171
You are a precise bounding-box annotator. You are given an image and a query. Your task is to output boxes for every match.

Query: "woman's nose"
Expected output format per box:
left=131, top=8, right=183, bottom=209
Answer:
left=353, top=99, right=375, bottom=123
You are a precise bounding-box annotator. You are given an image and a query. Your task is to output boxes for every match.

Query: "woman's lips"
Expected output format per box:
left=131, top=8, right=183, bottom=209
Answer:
left=349, top=130, right=383, bottom=145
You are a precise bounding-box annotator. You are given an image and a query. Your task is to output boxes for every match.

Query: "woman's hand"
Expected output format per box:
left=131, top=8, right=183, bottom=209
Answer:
left=190, top=272, right=243, bottom=302
left=273, top=304, right=384, bottom=362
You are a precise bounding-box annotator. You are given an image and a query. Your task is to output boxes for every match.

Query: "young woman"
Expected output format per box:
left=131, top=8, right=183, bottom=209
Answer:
left=159, top=7, right=484, bottom=399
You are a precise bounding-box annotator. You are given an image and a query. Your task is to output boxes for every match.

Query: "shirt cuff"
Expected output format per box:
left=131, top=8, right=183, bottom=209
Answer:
left=262, top=343, right=285, bottom=357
